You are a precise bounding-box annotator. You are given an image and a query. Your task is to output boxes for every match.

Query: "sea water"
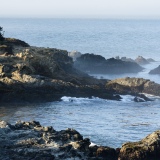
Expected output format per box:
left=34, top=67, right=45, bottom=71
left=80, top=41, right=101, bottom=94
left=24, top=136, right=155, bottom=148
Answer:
left=0, top=18, right=160, bottom=148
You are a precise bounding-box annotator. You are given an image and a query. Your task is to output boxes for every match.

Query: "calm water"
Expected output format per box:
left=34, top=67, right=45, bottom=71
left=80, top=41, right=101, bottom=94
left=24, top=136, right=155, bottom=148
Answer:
left=0, top=18, right=160, bottom=148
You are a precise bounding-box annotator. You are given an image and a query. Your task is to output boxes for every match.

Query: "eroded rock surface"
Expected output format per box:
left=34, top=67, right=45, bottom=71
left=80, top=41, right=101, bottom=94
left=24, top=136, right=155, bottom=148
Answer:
left=0, top=120, right=117, bottom=160
left=119, top=131, right=160, bottom=160
left=106, top=77, right=160, bottom=97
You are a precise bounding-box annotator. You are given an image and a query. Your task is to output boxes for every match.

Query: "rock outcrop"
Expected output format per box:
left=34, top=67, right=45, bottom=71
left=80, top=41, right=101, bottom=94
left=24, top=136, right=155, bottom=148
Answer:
left=0, top=42, right=122, bottom=102
left=74, top=54, right=143, bottom=74
left=149, top=65, right=160, bottom=74
left=0, top=120, right=117, bottom=160
left=1, top=120, right=160, bottom=160
left=106, top=77, right=160, bottom=97
left=119, top=131, right=160, bottom=160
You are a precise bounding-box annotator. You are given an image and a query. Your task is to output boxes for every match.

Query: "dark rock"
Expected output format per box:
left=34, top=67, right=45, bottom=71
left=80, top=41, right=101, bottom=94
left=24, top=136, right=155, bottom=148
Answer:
left=0, top=120, right=117, bottom=160
left=134, top=96, right=145, bottom=102
left=0, top=45, right=13, bottom=55
left=74, top=53, right=143, bottom=74
left=4, top=38, right=30, bottom=47
left=149, top=65, right=160, bottom=74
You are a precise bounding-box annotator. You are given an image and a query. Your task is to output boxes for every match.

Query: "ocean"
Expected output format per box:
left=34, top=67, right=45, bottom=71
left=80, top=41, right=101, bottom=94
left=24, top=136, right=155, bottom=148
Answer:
left=0, top=18, right=160, bottom=148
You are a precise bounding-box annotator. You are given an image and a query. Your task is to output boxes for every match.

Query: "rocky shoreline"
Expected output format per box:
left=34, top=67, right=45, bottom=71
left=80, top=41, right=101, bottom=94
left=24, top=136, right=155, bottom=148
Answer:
left=0, top=120, right=160, bottom=160
left=0, top=38, right=160, bottom=103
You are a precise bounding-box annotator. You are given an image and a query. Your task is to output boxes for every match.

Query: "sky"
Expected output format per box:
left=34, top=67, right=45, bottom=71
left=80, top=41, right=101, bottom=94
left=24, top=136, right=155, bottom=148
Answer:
left=0, top=0, right=160, bottom=18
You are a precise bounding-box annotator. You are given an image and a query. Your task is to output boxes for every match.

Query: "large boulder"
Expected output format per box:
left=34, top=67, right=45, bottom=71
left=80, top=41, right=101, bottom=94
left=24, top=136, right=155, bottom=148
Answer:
left=119, top=130, right=160, bottom=160
left=74, top=54, right=143, bottom=74
left=106, top=77, right=160, bottom=96
left=149, top=65, right=160, bottom=74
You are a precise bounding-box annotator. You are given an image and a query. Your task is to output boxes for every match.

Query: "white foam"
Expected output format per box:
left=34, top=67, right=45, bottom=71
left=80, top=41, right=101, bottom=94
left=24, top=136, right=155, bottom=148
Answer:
left=120, top=95, right=135, bottom=102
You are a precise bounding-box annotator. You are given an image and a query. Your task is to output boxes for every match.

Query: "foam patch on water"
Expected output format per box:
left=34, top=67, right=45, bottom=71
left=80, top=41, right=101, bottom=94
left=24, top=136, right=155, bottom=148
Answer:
left=61, top=96, right=107, bottom=104
left=120, top=95, right=135, bottom=102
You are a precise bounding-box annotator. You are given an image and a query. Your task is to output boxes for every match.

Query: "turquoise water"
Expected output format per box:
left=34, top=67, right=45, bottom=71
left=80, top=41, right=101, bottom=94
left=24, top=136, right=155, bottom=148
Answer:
left=0, top=18, right=160, bottom=148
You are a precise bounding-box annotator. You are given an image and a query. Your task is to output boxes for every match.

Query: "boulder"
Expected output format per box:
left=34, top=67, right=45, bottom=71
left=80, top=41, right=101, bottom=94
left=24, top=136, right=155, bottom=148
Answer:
left=106, top=77, right=160, bottom=97
left=119, top=130, right=160, bottom=160
left=149, top=65, right=160, bottom=74
left=74, top=54, right=143, bottom=74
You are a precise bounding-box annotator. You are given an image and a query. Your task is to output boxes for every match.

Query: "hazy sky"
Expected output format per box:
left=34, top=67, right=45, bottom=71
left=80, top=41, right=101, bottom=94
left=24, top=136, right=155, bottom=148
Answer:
left=0, top=0, right=160, bottom=18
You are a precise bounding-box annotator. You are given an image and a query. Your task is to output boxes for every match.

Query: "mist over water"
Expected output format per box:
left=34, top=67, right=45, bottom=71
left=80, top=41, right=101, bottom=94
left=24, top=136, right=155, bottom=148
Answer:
left=0, top=18, right=160, bottom=148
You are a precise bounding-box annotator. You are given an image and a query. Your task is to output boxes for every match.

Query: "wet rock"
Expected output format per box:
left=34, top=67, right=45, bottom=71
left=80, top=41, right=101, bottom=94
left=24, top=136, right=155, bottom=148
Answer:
left=119, top=130, right=160, bottom=160
left=0, top=120, right=117, bottom=160
left=134, top=96, right=145, bottom=102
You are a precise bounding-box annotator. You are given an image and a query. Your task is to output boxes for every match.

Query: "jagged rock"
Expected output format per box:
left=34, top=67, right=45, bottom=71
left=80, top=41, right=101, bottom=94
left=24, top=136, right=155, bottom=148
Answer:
left=119, top=130, right=160, bottom=160
left=106, top=77, right=160, bottom=97
left=149, top=65, right=160, bottom=74
left=74, top=54, right=143, bottom=74
left=135, top=56, right=149, bottom=65
left=0, top=120, right=117, bottom=160
left=0, top=44, right=122, bottom=102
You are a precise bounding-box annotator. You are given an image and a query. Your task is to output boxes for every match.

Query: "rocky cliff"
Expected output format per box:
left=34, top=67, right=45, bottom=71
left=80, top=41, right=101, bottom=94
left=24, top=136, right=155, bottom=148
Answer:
left=0, top=39, right=121, bottom=102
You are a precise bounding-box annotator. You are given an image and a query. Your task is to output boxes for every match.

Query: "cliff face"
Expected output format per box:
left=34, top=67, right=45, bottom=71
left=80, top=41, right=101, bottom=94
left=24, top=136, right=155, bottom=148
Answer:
left=0, top=42, right=118, bottom=102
